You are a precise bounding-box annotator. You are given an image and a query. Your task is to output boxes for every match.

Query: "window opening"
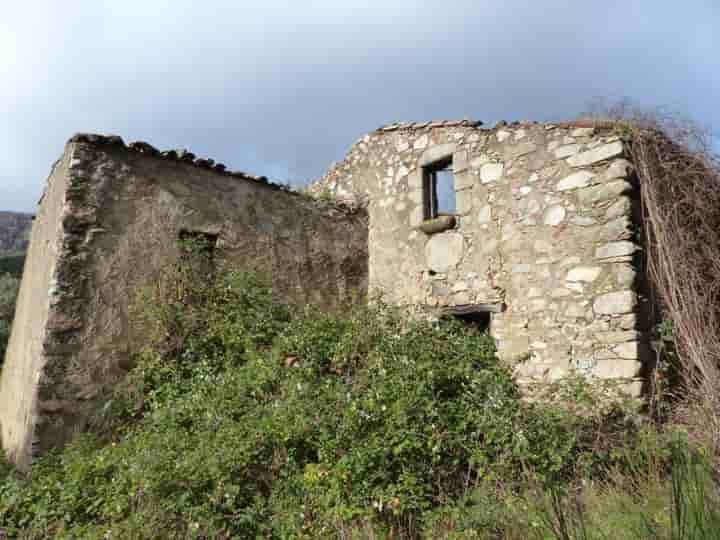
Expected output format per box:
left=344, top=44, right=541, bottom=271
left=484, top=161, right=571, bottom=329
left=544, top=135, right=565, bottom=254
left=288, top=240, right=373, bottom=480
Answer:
left=447, top=311, right=491, bottom=333
left=423, top=156, right=455, bottom=219
left=440, top=303, right=505, bottom=334
left=178, top=230, right=219, bottom=261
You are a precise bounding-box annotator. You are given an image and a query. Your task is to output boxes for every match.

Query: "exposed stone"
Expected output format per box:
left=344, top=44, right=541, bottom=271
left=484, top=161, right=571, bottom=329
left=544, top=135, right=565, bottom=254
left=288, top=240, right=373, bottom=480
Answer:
left=419, top=143, right=456, bottom=166
left=613, top=264, right=637, bottom=287
left=571, top=127, right=595, bottom=137
left=480, top=163, right=504, bottom=184
left=592, top=359, right=641, bottom=379
left=567, top=141, right=624, bottom=167
left=543, top=205, right=566, bottom=226
left=554, top=144, right=581, bottom=158
left=602, top=216, right=633, bottom=240
left=593, top=291, right=636, bottom=315
left=551, top=288, right=572, bottom=298
left=565, top=304, right=587, bottom=318
left=595, top=331, right=640, bottom=344
left=605, top=197, right=632, bottom=219
left=602, top=158, right=633, bottom=180
left=566, top=266, right=602, bottom=282
left=512, top=263, right=531, bottom=273
left=413, top=134, right=429, bottom=150
left=506, top=142, right=537, bottom=159
left=425, top=233, right=464, bottom=272
left=577, top=180, right=633, bottom=204
left=570, top=216, right=596, bottom=226
left=556, top=171, right=595, bottom=191
left=595, top=241, right=638, bottom=260
left=477, top=205, right=492, bottom=223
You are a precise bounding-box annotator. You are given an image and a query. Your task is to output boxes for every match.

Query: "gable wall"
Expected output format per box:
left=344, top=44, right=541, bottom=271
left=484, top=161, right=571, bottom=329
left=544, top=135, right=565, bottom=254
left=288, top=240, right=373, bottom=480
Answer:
left=311, top=122, right=649, bottom=391
left=1, top=137, right=367, bottom=468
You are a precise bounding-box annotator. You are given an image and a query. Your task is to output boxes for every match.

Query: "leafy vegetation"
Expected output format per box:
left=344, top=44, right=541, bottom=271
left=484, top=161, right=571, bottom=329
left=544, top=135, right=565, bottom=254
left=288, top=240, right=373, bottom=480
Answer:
left=0, top=211, right=32, bottom=253
left=0, top=272, right=20, bottom=364
left=0, top=252, right=26, bottom=277
left=0, top=242, right=717, bottom=538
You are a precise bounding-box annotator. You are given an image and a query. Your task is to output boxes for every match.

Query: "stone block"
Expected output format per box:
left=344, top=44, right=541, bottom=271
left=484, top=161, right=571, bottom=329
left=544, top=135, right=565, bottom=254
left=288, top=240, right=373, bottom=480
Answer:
left=543, top=205, right=566, bottom=226
left=602, top=216, right=633, bottom=240
left=554, top=144, right=581, bottom=158
left=602, top=159, right=633, bottom=180
left=577, top=180, right=633, bottom=204
left=456, top=191, right=473, bottom=215
left=556, top=171, right=595, bottom=191
left=454, top=171, right=474, bottom=191
left=593, top=291, right=636, bottom=315
left=477, top=205, right=492, bottom=223
left=414, top=134, right=429, bottom=150
left=605, top=196, right=632, bottom=220
left=611, top=340, right=649, bottom=360
left=592, top=359, right=642, bottom=379
left=408, top=169, right=423, bottom=190
left=565, top=266, right=602, bottom=282
left=454, top=150, right=469, bottom=172
left=594, top=331, right=641, bottom=344
left=425, top=232, right=464, bottom=272
left=506, top=142, right=537, bottom=159
left=595, top=241, right=638, bottom=260
left=419, top=143, right=456, bottom=166
left=480, top=163, right=504, bottom=184
left=567, top=141, right=624, bottom=167
left=512, top=263, right=531, bottom=273
left=410, top=206, right=424, bottom=228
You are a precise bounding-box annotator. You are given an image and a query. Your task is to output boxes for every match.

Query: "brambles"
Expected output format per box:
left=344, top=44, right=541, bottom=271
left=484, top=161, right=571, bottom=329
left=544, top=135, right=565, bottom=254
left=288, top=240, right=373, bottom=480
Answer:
left=0, top=239, right=716, bottom=538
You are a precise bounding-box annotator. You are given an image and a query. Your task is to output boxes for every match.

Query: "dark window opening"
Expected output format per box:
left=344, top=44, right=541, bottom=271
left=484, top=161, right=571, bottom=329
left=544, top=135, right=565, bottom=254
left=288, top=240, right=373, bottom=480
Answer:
left=449, top=311, right=491, bottom=333
left=440, top=303, right=505, bottom=334
left=423, top=156, right=455, bottom=219
left=178, top=230, right=219, bottom=260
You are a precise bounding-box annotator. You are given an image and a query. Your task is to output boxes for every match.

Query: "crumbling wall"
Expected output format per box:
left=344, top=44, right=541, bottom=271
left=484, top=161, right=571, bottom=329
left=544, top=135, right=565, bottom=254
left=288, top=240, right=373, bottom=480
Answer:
left=1, top=135, right=367, bottom=469
left=311, top=120, right=649, bottom=393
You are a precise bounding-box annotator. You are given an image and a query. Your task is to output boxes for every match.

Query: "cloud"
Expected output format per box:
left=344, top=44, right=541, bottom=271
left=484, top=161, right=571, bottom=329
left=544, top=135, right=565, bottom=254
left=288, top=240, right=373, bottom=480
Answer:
left=1, top=0, right=718, bottom=211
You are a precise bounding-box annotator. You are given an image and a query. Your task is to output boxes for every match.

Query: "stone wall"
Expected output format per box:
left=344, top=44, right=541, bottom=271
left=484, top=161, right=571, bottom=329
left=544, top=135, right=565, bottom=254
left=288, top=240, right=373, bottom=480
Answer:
left=1, top=135, right=367, bottom=469
left=311, top=120, right=650, bottom=393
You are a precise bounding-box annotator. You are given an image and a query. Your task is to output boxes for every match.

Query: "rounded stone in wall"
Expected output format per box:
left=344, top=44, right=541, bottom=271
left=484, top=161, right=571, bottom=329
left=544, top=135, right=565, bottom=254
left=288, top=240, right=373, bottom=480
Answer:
left=425, top=232, right=465, bottom=272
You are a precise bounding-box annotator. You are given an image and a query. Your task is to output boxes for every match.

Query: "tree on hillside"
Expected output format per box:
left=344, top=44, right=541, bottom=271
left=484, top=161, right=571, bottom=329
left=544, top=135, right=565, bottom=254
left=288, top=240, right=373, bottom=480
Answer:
left=0, top=272, right=20, bottom=365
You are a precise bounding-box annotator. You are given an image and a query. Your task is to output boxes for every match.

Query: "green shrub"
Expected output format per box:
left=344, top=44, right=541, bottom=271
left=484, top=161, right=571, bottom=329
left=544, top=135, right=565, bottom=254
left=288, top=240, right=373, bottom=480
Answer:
left=0, top=251, right=714, bottom=538
left=0, top=272, right=19, bottom=364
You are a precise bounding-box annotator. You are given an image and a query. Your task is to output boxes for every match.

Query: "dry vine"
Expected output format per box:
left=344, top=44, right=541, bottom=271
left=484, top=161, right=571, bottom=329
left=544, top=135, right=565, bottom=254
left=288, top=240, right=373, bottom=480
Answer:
left=581, top=99, right=720, bottom=464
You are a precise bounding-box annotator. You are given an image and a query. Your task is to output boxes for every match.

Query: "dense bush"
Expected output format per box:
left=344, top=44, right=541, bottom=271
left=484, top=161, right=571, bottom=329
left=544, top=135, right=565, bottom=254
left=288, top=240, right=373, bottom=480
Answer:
left=0, top=246, right=713, bottom=538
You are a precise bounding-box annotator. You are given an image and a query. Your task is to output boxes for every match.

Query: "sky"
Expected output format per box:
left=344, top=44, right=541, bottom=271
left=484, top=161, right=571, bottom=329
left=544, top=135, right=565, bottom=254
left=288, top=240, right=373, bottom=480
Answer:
left=1, top=0, right=718, bottom=212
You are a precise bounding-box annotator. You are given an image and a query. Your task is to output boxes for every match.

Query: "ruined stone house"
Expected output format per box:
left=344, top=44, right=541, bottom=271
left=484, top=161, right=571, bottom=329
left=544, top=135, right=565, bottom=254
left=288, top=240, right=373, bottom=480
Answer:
left=1, top=120, right=652, bottom=469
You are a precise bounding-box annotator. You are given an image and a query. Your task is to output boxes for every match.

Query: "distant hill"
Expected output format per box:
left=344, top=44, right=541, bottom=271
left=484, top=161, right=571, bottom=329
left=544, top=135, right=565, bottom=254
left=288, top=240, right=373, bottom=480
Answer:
left=0, top=211, right=32, bottom=277
left=0, top=211, right=32, bottom=254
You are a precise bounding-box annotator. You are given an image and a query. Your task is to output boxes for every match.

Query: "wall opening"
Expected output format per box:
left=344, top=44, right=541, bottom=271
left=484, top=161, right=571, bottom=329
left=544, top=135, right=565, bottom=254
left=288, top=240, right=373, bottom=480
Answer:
left=440, top=303, right=505, bottom=334
left=423, top=156, right=455, bottom=219
left=448, top=310, right=491, bottom=333
left=178, top=230, right=219, bottom=260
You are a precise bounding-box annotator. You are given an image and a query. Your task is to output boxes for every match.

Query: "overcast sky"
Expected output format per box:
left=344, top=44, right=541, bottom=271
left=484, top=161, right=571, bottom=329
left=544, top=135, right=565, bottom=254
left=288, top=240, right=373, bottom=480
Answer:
left=1, top=1, right=718, bottom=212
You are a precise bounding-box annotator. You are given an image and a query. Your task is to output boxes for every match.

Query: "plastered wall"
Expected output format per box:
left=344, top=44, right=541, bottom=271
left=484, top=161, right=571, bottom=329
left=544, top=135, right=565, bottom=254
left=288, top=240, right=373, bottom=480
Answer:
left=1, top=136, right=367, bottom=468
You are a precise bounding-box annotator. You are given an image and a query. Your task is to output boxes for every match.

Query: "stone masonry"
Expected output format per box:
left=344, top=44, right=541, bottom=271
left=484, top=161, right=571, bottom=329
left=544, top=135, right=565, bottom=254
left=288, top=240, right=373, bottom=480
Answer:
left=310, top=120, right=650, bottom=392
left=2, top=120, right=655, bottom=468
